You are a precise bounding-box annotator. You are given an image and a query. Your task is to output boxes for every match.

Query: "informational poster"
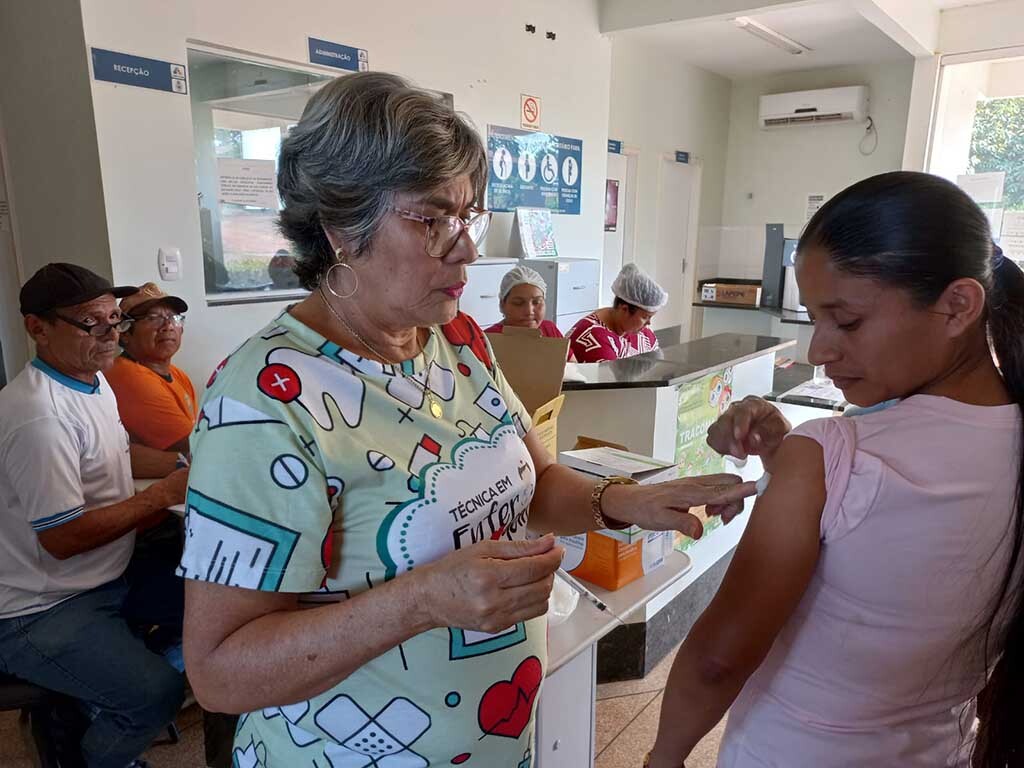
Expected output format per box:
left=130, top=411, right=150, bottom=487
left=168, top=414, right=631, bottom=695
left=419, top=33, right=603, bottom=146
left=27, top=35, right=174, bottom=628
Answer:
left=805, top=193, right=826, bottom=224
left=218, top=158, right=279, bottom=209
left=674, top=367, right=733, bottom=551
left=486, top=125, right=583, bottom=215
left=958, top=171, right=1006, bottom=236
left=509, top=207, right=557, bottom=258
left=604, top=179, right=619, bottom=232
left=1000, top=210, right=1024, bottom=262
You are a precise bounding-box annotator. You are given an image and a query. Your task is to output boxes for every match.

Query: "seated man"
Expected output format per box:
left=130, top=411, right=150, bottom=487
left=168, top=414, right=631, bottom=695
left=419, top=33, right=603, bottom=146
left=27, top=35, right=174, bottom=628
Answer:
left=106, top=283, right=196, bottom=454
left=0, top=263, right=189, bottom=768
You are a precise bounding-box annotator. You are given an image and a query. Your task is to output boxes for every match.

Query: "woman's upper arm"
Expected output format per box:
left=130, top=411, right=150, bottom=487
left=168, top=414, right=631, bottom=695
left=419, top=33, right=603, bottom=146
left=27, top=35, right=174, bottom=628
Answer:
left=689, top=435, right=827, bottom=675
left=184, top=579, right=298, bottom=659
left=523, top=429, right=556, bottom=478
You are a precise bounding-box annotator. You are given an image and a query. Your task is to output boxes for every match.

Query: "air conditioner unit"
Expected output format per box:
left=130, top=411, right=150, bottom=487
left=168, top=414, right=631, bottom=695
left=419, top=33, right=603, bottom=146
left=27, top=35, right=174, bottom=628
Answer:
left=759, top=86, right=869, bottom=129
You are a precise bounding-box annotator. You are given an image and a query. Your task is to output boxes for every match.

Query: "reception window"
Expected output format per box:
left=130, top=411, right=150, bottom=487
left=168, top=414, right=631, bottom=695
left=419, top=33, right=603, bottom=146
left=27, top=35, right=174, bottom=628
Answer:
left=188, top=49, right=332, bottom=303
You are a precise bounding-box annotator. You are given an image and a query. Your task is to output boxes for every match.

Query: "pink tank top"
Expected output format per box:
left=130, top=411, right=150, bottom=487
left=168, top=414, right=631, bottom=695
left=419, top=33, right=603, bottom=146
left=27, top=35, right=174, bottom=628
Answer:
left=719, top=395, right=1020, bottom=767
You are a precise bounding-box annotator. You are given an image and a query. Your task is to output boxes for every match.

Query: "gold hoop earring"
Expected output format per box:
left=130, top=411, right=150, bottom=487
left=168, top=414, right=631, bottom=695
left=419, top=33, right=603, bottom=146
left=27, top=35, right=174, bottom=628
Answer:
left=324, top=248, right=358, bottom=300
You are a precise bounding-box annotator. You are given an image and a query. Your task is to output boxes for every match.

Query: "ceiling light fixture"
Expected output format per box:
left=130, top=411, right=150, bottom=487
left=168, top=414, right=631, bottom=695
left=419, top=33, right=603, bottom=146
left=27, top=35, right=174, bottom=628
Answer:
left=733, top=17, right=811, bottom=55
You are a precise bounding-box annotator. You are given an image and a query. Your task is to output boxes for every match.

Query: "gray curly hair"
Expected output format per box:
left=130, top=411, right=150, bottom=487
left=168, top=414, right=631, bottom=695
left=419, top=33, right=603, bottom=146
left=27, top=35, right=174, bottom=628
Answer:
left=277, top=72, right=488, bottom=290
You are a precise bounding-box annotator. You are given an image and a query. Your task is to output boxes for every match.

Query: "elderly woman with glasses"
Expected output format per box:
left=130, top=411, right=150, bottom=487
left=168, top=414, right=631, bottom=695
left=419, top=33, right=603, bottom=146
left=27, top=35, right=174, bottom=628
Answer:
left=178, top=71, right=754, bottom=767
left=105, top=283, right=196, bottom=455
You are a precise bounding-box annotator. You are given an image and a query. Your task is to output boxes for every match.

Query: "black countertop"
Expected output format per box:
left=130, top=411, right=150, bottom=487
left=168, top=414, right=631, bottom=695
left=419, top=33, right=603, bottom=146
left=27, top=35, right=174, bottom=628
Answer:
left=562, top=333, right=796, bottom=391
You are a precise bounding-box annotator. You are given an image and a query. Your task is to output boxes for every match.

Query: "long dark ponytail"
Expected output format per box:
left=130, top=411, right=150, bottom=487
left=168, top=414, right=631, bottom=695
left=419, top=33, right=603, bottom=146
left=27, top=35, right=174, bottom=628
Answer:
left=974, top=245, right=1024, bottom=767
left=799, top=171, right=1024, bottom=766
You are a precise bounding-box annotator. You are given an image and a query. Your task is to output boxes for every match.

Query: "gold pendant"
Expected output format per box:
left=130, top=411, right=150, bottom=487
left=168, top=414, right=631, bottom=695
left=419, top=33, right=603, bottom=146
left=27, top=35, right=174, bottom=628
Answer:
left=429, top=398, right=443, bottom=419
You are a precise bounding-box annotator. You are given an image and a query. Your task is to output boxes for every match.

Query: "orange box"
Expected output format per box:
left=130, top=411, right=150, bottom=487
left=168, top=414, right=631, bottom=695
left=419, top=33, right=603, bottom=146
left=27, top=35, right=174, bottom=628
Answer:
left=700, top=281, right=761, bottom=306
left=559, top=530, right=669, bottom=591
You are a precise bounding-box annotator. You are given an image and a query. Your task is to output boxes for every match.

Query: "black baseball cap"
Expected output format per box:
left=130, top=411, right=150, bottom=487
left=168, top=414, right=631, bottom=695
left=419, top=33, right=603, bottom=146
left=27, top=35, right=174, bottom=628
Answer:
left=19, top=263, right=138, bottom=316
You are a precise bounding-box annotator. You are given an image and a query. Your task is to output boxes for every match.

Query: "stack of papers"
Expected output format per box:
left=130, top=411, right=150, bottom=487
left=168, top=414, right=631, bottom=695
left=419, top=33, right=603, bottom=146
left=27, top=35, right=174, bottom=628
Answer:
left=559, top=447, right=679, bottom=484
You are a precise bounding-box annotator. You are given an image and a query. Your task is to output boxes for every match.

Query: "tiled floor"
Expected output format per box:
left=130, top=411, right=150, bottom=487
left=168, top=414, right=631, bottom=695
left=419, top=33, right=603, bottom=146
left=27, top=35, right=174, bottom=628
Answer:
left=0, top=643, right=723, bottom=767
left=594, top=642, right=724, bottom=768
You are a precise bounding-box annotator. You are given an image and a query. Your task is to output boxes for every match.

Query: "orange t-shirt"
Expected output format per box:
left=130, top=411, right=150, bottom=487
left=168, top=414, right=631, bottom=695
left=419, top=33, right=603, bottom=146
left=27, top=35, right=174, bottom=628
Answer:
left=106, top=355, right=198, bottom=450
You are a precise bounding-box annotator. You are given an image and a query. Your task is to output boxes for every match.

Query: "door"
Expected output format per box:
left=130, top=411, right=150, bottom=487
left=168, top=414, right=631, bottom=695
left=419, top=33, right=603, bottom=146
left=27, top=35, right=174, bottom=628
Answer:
left=0, top=144, right=28, bottom=388
left=602, top=152, right=628, bottom=307
left=653, top=158, right=701, bottom=339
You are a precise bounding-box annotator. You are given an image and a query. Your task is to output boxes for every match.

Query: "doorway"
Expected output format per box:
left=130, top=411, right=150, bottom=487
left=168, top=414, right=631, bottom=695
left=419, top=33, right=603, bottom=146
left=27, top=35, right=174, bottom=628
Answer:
left=653, top=157, right=701, bottom=340
left=602, top=149, right=639, bottom=306
left=927, top=49, right=1024, bottom=265
left=0, top=136, right=28, bottom=387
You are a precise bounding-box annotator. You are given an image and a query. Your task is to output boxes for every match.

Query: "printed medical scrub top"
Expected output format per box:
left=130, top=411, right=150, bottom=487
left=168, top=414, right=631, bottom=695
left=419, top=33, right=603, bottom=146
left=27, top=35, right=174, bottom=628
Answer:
left=179, top=310, right=544, bottom=768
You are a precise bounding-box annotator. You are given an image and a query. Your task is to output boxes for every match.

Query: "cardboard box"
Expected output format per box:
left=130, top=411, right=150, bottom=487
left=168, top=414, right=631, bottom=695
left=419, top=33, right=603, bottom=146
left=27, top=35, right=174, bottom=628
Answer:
left=531, top=394, right=564, bottom=459
left=556, top=446, right=679, bottom=589
left=700, top=281, right=762, bottom=306
left=487, top=327, right=569, bottom=458
left=559, top=529, right=670, bottom=591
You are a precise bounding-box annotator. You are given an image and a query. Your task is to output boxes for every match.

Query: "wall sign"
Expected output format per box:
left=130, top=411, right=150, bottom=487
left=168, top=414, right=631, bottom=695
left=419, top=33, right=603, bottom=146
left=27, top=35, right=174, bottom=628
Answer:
left=307, top=37, right=368, bottom=72
left=521, top=94, right=541, bottom=130
left=487, top=125, right=583, bottom=215
left=91, top=48, right=187, bottom=94
left=674, top=151, right=690, bottom=164
left=607, top=139, right=623, bottom=154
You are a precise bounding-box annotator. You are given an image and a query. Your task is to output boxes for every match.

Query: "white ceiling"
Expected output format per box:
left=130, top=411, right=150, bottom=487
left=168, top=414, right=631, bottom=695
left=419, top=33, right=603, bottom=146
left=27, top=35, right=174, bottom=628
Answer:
left=614, top=0, right=913, bottom=80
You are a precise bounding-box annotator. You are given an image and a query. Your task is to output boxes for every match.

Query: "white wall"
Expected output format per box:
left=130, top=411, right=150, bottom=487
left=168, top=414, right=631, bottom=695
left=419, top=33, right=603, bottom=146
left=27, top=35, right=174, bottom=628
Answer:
left=607, top=35, right=733, bottom=294
left=717, top=61, right=914, bottom=276
left=0, top=0, right=111, bottom=284
left=938, top=0, right=1024, bottom=57
left=77, top=0, right=612, bottom=387
left=988, top=59, right=1024, bottom=99
left=902, top=0, right=1024, bottom=171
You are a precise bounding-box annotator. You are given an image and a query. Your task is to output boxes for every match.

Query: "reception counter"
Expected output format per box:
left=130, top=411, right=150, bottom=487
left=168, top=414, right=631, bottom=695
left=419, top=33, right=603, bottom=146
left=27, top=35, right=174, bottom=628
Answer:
left=557, top=333, right=796, bottom=461
left=533, top=333, right=821, bottom=767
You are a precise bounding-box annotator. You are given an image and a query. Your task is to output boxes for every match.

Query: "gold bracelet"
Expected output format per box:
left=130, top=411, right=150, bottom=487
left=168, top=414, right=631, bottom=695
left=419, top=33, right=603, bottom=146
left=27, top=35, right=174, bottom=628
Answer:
left=591, top=476, right=637, bottom=530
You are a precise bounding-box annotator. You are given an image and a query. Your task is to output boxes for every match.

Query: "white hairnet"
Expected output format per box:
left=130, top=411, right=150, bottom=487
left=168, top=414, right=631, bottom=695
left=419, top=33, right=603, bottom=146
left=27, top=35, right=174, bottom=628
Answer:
left=500, top=265, right=548, bottom=302
left=611, top=263, right=668, bottom=312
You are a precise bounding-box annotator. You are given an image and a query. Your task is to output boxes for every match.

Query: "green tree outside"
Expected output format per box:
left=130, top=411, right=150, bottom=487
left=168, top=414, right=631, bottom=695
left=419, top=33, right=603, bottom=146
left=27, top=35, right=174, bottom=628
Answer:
left=970, top=97, right=1024, bottom=211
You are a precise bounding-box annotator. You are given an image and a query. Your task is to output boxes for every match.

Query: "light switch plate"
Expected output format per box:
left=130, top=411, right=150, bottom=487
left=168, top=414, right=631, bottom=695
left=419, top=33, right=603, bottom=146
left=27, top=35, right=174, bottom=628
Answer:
left=158, top=247, right=181, bottom=281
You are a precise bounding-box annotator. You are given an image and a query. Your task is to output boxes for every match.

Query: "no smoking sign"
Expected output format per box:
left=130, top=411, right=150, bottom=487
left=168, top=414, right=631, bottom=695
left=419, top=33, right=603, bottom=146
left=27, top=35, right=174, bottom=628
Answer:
left=520, top=93, right=541, bottom=130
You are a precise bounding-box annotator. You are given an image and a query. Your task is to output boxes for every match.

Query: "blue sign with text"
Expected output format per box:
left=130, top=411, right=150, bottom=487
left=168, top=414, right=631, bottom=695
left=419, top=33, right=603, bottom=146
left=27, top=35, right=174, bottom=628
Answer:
left=675, top=151, right=690, bottom=164
left=487, top=125, right=583, bottom=215
left=608, top=139, right=623, bottom=154
left=308, top=37, right=369, bottom=72
left=91, top=48, right=187, bottom=94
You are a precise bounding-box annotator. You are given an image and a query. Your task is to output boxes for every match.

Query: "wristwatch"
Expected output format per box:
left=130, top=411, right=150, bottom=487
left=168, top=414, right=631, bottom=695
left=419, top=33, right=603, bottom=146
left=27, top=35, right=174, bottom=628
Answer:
left=591, top=476, right=637, bottom=530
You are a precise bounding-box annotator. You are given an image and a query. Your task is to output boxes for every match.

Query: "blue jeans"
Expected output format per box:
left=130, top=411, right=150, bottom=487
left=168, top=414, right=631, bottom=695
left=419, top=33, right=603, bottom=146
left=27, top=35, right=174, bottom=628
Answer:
left=0, top=577, right=185, bottom=768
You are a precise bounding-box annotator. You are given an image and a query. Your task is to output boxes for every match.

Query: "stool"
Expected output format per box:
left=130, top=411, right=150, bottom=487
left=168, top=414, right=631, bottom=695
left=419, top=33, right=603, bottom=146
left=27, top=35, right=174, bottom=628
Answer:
left=0, top=672, right=65, bottom=768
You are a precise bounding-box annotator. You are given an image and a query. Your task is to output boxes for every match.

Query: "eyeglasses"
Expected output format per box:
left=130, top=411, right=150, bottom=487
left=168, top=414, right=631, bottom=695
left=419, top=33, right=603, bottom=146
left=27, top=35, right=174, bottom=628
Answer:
left=55, top=312, right=133, bottom=337
left=132, top=313, right=186, bottom=328
left=389, top=206, right=492, bottom=258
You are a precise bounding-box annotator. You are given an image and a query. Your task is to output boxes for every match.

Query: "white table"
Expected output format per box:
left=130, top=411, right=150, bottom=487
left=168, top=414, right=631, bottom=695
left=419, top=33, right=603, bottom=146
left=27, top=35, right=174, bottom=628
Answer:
left=536, top=550, right=693, bottom=767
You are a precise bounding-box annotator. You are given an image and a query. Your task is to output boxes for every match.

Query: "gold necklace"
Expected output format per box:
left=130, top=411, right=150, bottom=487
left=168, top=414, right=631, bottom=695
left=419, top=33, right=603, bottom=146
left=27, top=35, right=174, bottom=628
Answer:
left=318, top=287, right=443, bottom=419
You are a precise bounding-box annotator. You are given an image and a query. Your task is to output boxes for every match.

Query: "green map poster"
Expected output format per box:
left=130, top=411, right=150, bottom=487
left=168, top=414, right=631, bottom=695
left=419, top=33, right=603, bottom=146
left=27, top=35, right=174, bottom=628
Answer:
left=674, top=367, right=733, bottom=551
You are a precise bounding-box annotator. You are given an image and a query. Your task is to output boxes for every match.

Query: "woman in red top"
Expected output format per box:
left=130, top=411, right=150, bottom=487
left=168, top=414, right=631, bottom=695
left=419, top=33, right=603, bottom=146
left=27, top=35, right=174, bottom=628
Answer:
left=485, top=265, right=564, bottom=338
left=568, top=263, right=667, bottom=362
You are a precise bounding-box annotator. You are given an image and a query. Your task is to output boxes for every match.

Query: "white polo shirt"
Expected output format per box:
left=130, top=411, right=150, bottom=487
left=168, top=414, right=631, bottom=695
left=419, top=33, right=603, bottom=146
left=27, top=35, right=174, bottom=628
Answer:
left=0, top=359, right=135, bottom=618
